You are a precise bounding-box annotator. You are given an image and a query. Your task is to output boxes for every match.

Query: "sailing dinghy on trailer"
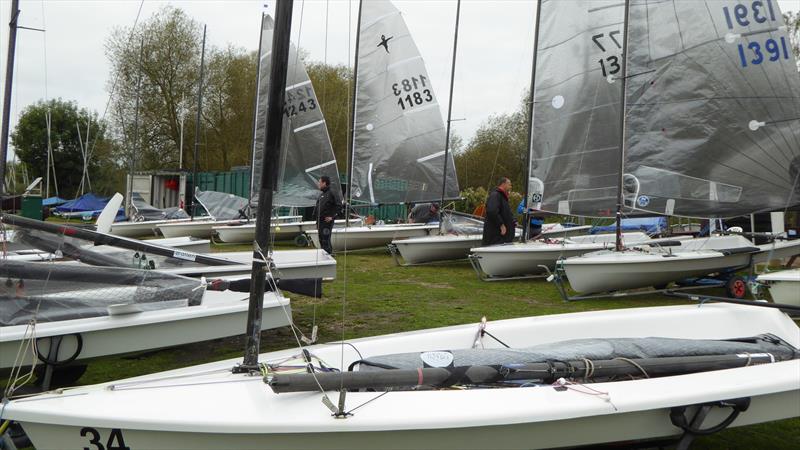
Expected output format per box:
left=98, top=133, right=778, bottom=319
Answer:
left=108, top=192, right=192, bottom=238
left=3, top=3, right=799, bottom=449
left=306, top=0, right=458, bottom=252
left=559, top=0, right=800, bottom=295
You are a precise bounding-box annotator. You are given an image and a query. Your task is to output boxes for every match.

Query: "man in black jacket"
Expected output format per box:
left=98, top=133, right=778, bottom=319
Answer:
left=482, top=177, right=515, bottom=246
left=313, top=176, right=340, bottom=254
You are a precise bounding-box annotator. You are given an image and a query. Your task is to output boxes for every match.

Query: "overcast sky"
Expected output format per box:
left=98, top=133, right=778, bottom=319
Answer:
left=1, top=0, right=797, bottom=164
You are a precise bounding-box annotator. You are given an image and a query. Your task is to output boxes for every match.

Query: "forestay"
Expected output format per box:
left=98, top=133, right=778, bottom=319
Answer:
left=251, top=15, right=343, bottom=208
left=623, top=0, right=800, bottom=218
left=528, top=0, right=625, bottom=217
left=350, top=0, right=459, bottom=205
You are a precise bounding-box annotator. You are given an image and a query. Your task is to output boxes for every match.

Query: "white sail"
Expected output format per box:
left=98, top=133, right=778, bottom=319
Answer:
left=350, top=0, right=459, bottom=205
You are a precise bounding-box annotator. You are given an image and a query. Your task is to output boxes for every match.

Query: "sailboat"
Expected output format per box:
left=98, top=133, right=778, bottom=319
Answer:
left=2, top=2, right=798, bottom=449
left=0, top=260, right=291, bottom=373
left=107, top=192, right=193, bottom=238
left=560, top=0, right=800, bottom=294
left=305, top=0, right=458, bottom=252
left=213, top=14, right=355, bottom=245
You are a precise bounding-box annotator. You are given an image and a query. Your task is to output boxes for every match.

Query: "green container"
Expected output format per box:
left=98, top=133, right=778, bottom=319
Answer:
left=21, top=195, right=43, bottom=220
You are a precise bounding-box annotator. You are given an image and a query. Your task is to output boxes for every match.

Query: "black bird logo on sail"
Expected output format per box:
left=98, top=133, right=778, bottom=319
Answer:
left=377, top=34, right=393, bottom=53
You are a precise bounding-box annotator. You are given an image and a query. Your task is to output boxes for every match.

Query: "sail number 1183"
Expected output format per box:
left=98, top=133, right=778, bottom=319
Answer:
left=392, top=75, right=434, bottom=111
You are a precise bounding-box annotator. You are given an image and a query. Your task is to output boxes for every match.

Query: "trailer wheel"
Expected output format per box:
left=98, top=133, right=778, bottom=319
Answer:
left=726, top=276, right=747, bottom=299
left=294, top=234, right=309, bottom=247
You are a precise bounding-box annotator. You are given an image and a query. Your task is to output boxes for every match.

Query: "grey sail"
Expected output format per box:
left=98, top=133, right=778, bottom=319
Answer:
left=350, top=0, right=459, bottom=205
left=251, top=15, right=343, bottom=208
left=528, top=0, right=626, bottom=217
left=623, top=0, right=800, bottom=218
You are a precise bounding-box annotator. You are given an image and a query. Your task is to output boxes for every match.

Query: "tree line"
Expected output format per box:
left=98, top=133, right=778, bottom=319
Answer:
left=9, top=7, right=800, bottom=200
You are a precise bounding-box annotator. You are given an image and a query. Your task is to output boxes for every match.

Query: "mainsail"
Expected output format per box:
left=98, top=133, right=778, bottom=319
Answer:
left=528, top=0, right=626, bottom=217
left=350, top=0, right=459, bottom=205
left=251, top=15, right=343, bottom=207
left=623, top=0, right=800, bottom=218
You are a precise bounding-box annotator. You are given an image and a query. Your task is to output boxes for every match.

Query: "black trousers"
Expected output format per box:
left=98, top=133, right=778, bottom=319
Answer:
left=318, top=221, right=334, bottom=254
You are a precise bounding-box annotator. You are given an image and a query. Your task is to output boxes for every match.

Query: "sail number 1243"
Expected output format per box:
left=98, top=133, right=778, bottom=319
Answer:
left=392, top=75, right=434, bottom=111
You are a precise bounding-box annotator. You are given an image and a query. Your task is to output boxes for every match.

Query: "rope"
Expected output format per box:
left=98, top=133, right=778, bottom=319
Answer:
left=612, top=357, right=650, bottom=378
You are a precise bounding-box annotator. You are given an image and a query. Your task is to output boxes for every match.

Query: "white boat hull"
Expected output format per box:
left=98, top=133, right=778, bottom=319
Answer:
left=307, top=224, right=436, bottom=251
left=470, top=233, right=651, bottom=278
left=156, top=219, right=220, bottom=238
left=564, top=250, right=754, bottom=293
left=0, top=291, right=291, bottom=370
left=392, top=234, right=481, bottom=264
left=5, top=304, right=798, bottom=449
left=109, top=219, right=193, bottom=238
left=757, top=269, right=800, bottom=306
left=155, top=249, right=337, bottom=280
left=213, top=223, right=304, bottom=243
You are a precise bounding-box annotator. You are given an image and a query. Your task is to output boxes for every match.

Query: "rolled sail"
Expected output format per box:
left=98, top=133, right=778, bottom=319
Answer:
left=529, top=0, right=626, bottom=217
left=251, top=15, right=343, bottom=208
left=350, top=0, right=459, bottom=205
left=623, top=0, right=800, bottom=218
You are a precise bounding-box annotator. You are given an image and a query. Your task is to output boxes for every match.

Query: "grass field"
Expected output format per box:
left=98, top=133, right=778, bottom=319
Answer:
left=10, top=243, right=800, bottom=449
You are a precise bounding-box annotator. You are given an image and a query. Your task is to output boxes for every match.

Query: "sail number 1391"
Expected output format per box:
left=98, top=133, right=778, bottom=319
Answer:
left=392, top=75, right=434, bottom=111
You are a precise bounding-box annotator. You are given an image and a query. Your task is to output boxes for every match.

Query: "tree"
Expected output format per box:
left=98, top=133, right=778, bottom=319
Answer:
left=202, top=45, right=258, bottom=170
left=106, top=6, right=201, bottom=172
left=11, top=99, right=122, bottom=198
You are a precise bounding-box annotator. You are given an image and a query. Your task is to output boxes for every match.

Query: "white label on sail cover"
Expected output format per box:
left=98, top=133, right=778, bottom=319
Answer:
left=172, top=250, right=197, bottom=262
left=665, top=199, right=675, bottom=216
left=420, top=351, right=454, bottom=368
left=365, top=123, right=374, bottom=131
left=557, top=200, right=570, bottom=215
left=551, top=95, right=565, bottom=109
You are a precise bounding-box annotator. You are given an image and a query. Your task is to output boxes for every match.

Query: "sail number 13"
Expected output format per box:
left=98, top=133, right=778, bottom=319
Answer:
left=392, top=75, right=434, bottom=111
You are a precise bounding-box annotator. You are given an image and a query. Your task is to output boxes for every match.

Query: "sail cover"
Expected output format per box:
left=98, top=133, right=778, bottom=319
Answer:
left=251, top=15, right=343, bottom=208
left=528, top=0, right=626, bottom=217
left=623, top=0, right=800, bottom=218
left=350, top=0, right=459, bottom=205
left=194, top=190, right=248, bottom=220
left=131, top=192, right=189, bottom=221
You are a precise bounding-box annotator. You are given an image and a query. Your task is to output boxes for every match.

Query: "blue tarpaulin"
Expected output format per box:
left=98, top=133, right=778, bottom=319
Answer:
left=55, top=193, right=110, bottom=213
left=589, top=217, right=667, bottom=235
left=42, top=197, right=68, bottom=207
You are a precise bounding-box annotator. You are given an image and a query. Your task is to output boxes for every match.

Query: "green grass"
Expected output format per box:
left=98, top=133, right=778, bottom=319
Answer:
left=10, top=245, right=800, bottom=448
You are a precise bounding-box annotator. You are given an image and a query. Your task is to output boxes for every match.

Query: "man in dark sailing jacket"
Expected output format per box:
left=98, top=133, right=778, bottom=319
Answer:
left=314, top=176, right=340, bottom=254
left=482, top=177, right=515, bottom=246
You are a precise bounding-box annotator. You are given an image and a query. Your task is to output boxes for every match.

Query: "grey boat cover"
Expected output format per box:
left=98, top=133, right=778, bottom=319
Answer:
left=251, top=15, right=343, bottom=208
left=623, top=0, right=800, bottom=218
left=350, top=0, right=459, bottom=205
left=194, top=190, right=249, bottom=220
left=358, top=335, right=797, bottom=371
left=0, top=260, right=204, bottom=326
left=528, top=0, right=625, bottom=217
left=440, top=212, right=484, bottom=235
left=131, top=192, right=189, bottom=221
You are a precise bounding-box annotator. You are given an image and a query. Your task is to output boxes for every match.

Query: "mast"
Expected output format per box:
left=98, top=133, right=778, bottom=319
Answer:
left=438, top=0, right=462, bottom=233
left=127, top=37, right=145, bottom=215
left=247, top=13, right=267, bottom=208
left=190, top=25, right=207, bottom=220
left=238, top=0, right=293, bottom=371
left=520, top=0, right=543, bottom=242
left=0, top=0, right=20, bottom=195
left=614, top=0, right=631, bottom=252
left=346, top=0, right=364, bottom=207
